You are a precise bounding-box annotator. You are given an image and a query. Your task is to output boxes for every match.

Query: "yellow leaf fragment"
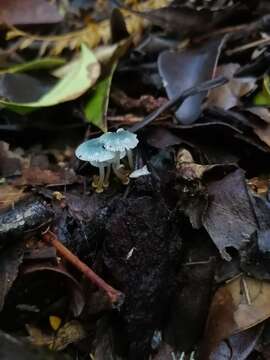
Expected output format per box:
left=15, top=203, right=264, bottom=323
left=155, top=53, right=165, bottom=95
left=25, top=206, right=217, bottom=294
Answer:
left=49, top=315, right=62, bottom=331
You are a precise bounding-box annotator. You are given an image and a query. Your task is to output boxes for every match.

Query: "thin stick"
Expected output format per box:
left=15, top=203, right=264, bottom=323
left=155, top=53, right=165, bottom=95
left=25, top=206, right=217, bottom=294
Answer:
left=226, top=37, right=270, bottom=56
left=130, top=76, right=228, bottom=132
left=43, top=231, right=124, bottom=307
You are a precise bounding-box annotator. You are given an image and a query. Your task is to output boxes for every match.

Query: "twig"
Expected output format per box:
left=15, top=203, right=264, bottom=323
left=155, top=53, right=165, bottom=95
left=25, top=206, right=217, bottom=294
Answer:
left=43, top=231, right=124, bottom=307
left=130, top=76, right=228, bottom=132
left=226, top=37, right=270, bottom=56
left=194, top=23, right=247, bottom=42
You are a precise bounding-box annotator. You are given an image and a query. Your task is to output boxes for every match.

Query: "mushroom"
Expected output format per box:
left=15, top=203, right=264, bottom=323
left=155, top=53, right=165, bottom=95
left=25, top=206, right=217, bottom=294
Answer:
left=100, top=128, right=138, bottom=170
left=75, top=138, right=115, bottom=193
left=75, top=129, right=139, bottom=191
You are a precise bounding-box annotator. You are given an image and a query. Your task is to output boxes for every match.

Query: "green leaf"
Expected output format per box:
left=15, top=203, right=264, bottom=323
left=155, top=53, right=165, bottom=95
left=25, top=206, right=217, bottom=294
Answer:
left=0, top=44, right=100, bottom=113
left=254, top=76, right=270, bottom=106
left=84, top=62, right=117, bottom=132
left=0, top=57, right=66, bottom=75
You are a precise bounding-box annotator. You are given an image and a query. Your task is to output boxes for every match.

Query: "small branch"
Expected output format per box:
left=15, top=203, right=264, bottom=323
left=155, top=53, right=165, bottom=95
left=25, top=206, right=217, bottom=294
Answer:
left=226, top=37, right=270, bottom=56
left=130, top=76, right=228, bottom=132
left=43, top=231, right=124, bottom=308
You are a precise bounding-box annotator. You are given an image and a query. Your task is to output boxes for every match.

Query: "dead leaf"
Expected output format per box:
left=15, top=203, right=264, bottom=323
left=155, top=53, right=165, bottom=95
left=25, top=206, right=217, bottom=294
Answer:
left=0, top=0, right=62, bottom=25
left=200, top=286, right=236, bottom=359
left=111, top=90, right=167, bottom=113
left=0, top=329, right=70, bottom=360
left=114, top=0, right=213, bottom=35
left=210, top=325, right=263, bottom=360
left=0, top=242, right=24, bottom=312
left=5, top=0, right=170, bottom=55
left=146, top=127, right=182, bottom=149
left=14, top=167, right=77, bottom=186
left=27, top=320, right=86, bottom=351
left=243, top=107, right=270, bottom=148
left=23, top=263, right=85, bottom=317
left=152, top=342, right=175, bottom=359
left=201, top=275, right=270, bottom=359
left=0, top=141, right=23, bottom=178
left=158, top=38, right=224, bottom=124
left=0, top=184, right=26, bottom=211
left=248, top=176, right=270, bottom=195
left=206, top=63, right=257, bottom=110
left=203, top=169, right=257, bottom=260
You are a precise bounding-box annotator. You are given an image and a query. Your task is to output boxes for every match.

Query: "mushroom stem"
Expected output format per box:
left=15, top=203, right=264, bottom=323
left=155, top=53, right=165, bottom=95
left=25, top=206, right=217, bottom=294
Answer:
left=112, top=163, right=129, bottom=185
left=115, top=152, right=121, bottom=168
left=103, top=165, right=111, bottom=188
left=96, top=166, right=105, bottom=193
left=126, top=149, right=134, bottom=170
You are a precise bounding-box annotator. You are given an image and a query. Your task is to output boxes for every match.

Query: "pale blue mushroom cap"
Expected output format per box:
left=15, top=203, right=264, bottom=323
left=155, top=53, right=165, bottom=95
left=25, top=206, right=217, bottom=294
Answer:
left=100, top=128, right=138, bottom=152
left=75, top=138, right=115, bottom=167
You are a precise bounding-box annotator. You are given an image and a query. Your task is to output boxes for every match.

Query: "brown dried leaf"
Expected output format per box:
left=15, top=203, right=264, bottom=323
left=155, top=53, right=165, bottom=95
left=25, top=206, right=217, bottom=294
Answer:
left=201, top=275, right=270, bottom=359
left=23, top=263, right=85, bottom=317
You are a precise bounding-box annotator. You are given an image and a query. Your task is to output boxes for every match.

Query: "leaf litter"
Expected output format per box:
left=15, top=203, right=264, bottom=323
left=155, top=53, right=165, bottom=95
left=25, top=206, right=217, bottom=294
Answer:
left=2, top=0, right=270, bottom=359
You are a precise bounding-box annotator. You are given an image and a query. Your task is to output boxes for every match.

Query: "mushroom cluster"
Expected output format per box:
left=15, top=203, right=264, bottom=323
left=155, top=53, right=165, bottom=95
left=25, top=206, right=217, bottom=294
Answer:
left=75, top=128, right=138, bottom=192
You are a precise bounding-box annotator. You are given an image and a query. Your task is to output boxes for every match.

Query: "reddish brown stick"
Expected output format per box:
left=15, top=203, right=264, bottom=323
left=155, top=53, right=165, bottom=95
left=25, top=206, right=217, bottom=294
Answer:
left=43, top=231, right=123, bottom=306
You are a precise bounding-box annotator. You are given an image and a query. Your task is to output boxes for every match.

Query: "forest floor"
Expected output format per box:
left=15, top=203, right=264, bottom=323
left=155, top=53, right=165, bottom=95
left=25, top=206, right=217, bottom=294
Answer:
left=1, top=0, right=270, bottom=359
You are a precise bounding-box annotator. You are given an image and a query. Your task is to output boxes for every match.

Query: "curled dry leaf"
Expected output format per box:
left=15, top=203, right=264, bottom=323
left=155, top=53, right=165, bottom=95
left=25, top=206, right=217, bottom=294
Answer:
left=201, top=275, right=270, bottom=359
left=23, top=263, right=85, bottom=317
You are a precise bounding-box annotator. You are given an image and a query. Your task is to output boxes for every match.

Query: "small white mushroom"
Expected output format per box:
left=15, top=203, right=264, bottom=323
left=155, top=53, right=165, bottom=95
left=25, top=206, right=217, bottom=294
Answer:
left=75, top=139, right=115, bottom=193
left=75, top=129, right=139, bottom=190
left=100, top=128, right=139, bottom=170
